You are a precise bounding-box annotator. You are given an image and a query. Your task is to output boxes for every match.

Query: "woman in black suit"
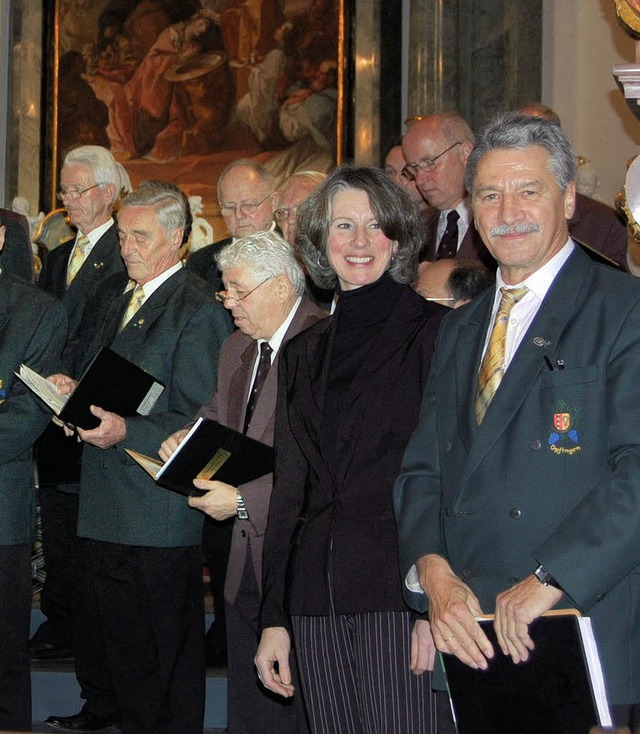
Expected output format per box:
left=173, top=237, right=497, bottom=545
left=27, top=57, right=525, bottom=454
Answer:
left=255, top=165, right=447, bottom=733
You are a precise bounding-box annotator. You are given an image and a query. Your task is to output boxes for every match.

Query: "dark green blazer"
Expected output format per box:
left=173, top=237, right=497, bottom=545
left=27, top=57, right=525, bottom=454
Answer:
left=0, top=271, right=67, bottom=543
left=394, top=246, right=640, bottom=705
left=76, top=268, right=232, bottom=547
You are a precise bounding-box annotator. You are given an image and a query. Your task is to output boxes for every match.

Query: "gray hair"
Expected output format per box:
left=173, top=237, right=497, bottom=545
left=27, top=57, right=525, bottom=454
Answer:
left=120, top=180, right=189, bottom=236
left=215, top=230, right=306, bottom=296
left=465, top=112, right=577, bottom=195
left=63, top=145, right=132, bottom=205
left=296, top=164, right=425, bottom=289
left=217, top=158, right=275, bottom=200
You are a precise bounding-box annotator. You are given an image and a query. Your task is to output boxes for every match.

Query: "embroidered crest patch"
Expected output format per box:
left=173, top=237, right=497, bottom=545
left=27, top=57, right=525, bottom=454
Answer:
left=548, top=400, right=581, bottom=455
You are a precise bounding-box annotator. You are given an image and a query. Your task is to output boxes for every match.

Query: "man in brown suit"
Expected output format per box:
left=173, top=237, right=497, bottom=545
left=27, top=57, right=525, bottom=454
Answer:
left=161, top=231, right=324, bottom=734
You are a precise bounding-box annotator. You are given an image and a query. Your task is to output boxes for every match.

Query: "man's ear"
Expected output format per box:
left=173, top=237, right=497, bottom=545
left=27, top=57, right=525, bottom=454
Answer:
left=459, top=140, right=474, bottom=164
left=270, top=191, right=281, bottom=211
left=563, top=181, right=576, bottom=220
left=0, top=225, right=5, bottom=253
left=275, top=274, right=292, bottom=301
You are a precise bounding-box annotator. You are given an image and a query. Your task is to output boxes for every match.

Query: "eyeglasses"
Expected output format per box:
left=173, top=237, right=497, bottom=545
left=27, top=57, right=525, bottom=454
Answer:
left=57, top=183, right=103, bottom=201
left=215, top=276, right=273, bottom=305
left=274, top=206, right=298, bottom=223
left=402, top=142, right=461, bottom=180
left=219, top=192, right=272, bottom=217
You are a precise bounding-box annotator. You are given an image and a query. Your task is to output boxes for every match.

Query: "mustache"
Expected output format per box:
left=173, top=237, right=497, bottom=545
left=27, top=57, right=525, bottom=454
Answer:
left=489, top=223, right=540, bottom=237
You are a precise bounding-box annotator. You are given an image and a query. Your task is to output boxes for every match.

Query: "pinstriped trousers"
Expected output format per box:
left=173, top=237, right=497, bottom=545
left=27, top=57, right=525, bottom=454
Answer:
left=292, top=611, right=438, bottom=734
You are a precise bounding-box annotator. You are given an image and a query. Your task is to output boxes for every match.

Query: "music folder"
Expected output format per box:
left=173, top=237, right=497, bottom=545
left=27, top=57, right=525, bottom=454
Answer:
left=126, top=417, right=274, bottom=497
left=442, top=609, right=612, bottom=734
left=17, top=347, right=165, bottom=430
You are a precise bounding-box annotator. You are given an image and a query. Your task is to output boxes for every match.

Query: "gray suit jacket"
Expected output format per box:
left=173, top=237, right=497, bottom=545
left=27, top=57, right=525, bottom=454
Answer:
left=394, top=245, right=640, bottom=705
left=196, top=297, right=326, bottom=604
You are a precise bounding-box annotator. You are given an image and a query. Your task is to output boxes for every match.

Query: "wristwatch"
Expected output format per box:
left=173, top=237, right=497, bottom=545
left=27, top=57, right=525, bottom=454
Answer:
left=236, top=490, right=248, bottom=520
left=533, top=564, right=561, bottom=590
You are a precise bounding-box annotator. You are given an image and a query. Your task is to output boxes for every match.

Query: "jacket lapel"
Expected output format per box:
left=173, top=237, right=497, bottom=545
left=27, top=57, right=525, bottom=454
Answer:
left=228, top=341, right=255, bottom=432
left=458, top=248, right=591, bottom=493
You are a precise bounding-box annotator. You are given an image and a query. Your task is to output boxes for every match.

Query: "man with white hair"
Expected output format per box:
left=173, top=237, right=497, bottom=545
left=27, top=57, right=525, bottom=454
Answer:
left=275, top=170, right=326, bottom=245
left=162, top=231, right=325, bottom=733
left=32, top=145, right=131, bottom=662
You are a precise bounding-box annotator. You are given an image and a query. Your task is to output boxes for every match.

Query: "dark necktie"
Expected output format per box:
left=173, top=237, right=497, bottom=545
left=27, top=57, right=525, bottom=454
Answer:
left=243, top=341, right=273, bottom=433
left=436, top=210, right=460, bottom=260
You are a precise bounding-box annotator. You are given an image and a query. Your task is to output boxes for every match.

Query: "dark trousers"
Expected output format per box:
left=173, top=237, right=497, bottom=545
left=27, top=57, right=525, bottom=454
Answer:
left=0, top=544, right=32, bottom=731
left=202, top=515, right=233, bottom=655
left=292, top=610, right=439, bottom=734
left=74, top=538, right=205, bottom=734
left=33, top=484, right=79, bottom=647
left=226, top=550, right=309, bottom=734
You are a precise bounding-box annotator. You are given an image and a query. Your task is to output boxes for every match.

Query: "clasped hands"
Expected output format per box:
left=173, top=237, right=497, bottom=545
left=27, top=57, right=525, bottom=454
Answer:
left=418, top=554, right=563, bottom=670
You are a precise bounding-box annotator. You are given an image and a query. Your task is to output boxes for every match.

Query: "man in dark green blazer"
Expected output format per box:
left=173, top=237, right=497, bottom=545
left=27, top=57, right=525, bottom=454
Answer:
left=394, top=113, right=640, bottom=729
left=45, top=182, right=231, bottom=734
left=0, top=221, right=67, bottom=730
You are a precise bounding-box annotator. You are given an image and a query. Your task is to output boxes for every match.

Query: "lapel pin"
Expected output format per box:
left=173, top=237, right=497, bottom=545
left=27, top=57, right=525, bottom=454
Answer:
left=533, top=337, right=551, bottom=347
left=94, top=262, right=105, bottom=270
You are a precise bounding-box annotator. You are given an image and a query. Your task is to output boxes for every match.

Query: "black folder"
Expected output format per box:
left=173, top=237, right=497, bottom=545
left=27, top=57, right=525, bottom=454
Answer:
left=126, top=417, right=274, bottom=496
left=18, top=347, right=165, bottom=430
left=442, top=611, right=611, bottom=734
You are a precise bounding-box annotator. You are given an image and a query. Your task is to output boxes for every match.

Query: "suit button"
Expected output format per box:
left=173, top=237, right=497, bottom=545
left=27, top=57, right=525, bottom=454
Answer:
left=444, top=507, right=453, bottom=518
left=102, top=462, right=108, bottom=469
left=507, top=575, right=520, bottom=586
left=241, top=530, right=246, bottom=538
left=443, top=442, right=453, bottom=453
left=509, top=508, right=522, bottom=520
left=461, top=568, right=473, bottom=579
left=341, top=433, right=350, bottom=443
left=529, top=438, right=542, bottom=450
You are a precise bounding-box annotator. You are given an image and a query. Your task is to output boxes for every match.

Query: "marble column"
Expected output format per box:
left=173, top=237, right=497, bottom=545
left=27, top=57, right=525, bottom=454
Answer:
left=405, top=0, right=542, bottom=130
left=9, top=0, right=42, bottom=214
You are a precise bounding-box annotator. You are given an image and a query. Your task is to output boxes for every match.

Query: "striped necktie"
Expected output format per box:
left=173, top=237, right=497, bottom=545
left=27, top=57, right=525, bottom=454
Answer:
left=66, top=234, right=90, bottom=286
left=120, top=284, right=145, bottom=331
left=475, top=286, right=529, bottom=425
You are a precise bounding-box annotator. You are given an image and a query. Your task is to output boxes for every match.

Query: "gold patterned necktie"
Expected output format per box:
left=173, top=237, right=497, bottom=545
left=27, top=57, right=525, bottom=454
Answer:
left=475, top=286, right=529, bottom=425
left=120, top=284, right=145, bottom=331
left=66, top=234, right=90, bottom=286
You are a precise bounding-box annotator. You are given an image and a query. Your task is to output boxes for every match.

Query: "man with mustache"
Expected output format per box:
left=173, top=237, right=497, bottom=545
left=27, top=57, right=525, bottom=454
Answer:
left=395, top=113, right=640, bottom=730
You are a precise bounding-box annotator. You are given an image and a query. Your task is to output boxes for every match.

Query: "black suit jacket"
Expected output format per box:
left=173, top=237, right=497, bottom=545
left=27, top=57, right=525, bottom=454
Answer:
left=261, top=285, right=446, bottom=626
left=39, top=222, right=125, bottom=360
left=185, top=237, right=231, bottom=291
left=394, top=246, right=640, bottom=705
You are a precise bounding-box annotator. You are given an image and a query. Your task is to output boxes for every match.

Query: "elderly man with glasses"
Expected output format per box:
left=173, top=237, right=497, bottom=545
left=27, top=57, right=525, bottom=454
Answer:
left=31, top=145, right=132, bottom=665
left=187, top=158, right=280, bottom=290
left=187, top=158, right=281, bottom=666
left=162, top=231, right=325, bottom=734
left=402, top=112, right=495, bottom=268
